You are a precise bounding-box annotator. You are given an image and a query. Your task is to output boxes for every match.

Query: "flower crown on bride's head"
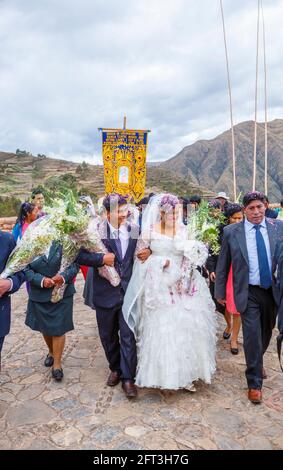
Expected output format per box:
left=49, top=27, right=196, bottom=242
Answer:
left=159, top=194, right=179, bottom=213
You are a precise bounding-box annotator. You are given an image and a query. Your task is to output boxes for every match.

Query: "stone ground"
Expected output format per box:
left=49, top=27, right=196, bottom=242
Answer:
left=0, top=273, right=283, bottom=451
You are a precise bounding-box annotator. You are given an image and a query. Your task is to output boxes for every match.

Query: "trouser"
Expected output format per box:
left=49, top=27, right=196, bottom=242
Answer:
left=0, top=337, right=4, bottom=353
left=95, top=304, right=137, bottom=382
left=0, top=336, right=5, bottom=371
left=241, top=286, right=277, bottom=390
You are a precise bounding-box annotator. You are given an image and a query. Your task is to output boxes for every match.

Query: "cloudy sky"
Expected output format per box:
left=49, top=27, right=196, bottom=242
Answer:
left=0, top=0, right=282, bottom=164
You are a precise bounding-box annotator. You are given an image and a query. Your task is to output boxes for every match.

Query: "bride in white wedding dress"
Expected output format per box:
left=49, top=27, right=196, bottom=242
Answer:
left=123, top=194, right=217, bottom=390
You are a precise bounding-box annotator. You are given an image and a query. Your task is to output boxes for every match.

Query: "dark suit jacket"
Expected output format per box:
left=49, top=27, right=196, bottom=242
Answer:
left=25, top=242, right=79, bottom=303
left=215, top=218, right=283, bottom=313
left=77, top=220, right=139, bottom=309
left=206, top=225, right=225, bottom=274
left=274, top=240, right=283, bottom=333
left=0, top=231, right=26, bottom=336
left=265, top=208, right=278, bottom=219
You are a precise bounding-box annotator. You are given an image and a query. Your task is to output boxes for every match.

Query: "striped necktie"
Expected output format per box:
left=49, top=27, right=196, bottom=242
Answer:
left=114, top=229, right=123, bottom=260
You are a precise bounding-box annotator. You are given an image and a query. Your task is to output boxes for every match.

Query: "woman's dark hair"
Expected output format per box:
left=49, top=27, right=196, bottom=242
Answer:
left=31, top=188, right=44, bottom=199
left=136, top=196, right=149, bottom=207
left=190, top=195, right=201, bottom=205
left=208, top=199, right=222, bottom=209
left=103, top=193, right=128, bottom=212
left=280, top=199, right=283, bottom=207
left=179, top=197, right=190, bottom=208
left=242, top=191, right=265, bottom=207
left=224, top=203, right=243, bottom=219
left=16, top=202, right=36, bottom=226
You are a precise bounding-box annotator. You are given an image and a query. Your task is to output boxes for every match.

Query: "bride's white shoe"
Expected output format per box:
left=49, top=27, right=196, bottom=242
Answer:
left=184, top=383, right=196, bottom=392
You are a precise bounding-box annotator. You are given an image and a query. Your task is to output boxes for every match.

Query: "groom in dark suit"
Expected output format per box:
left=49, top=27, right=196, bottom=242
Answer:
left=0, top=230, right=26, bottom=370
left=215, top=191, right=283, bottom=404
left=77, top=194, right=151, bottom=398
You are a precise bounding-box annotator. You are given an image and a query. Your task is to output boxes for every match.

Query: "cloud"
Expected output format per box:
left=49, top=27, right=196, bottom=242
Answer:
left=0, top=0, right=282, bottom=164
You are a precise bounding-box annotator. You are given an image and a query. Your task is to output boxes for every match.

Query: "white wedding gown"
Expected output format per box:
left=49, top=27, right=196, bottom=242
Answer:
left=123, top=231, right=217, bottom=390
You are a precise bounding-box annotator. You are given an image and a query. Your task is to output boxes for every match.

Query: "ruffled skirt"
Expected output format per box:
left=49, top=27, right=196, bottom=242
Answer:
left=131, top=256, right=217, bottom=389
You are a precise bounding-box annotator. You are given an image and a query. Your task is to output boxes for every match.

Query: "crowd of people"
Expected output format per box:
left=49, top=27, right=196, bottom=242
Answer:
left=0, top=188, right=283, bottom=405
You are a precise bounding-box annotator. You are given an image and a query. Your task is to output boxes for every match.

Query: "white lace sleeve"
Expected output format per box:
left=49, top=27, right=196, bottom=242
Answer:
left=134, top=230, right=151, bottom=258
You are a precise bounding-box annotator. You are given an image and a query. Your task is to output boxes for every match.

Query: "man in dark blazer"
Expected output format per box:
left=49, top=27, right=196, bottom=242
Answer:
left=77, top=194, right=151, bottom=398
left=0, top=230, right=26, bottom=370
left=215, top=191, right=283, bottom=404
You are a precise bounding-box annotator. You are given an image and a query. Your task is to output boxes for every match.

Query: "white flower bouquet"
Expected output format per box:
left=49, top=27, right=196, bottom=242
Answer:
left=173, top=236, right=208, bottom=296
left=1, top=192, right=120, bottom=302
left=183, top=240, right=208, bottom=267
left=174, top=238, right=208, bottom=267
left=1, top=216, right=59, bottom=278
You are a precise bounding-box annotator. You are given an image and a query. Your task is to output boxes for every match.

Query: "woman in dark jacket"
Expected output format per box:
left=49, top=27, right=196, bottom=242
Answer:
left=25, top=241, right=79, bottom=381
left=206, top=225, right=226, bottom=317
left=206, top=201, right=227, bottom=325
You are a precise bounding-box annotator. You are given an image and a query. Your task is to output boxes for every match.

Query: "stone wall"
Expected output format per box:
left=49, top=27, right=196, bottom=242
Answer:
left=0, top=216, right=16, bottom=232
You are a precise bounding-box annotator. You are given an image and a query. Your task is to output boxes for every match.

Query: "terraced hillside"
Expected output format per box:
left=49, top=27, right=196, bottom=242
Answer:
left=0, top=152, right=214, bottom=203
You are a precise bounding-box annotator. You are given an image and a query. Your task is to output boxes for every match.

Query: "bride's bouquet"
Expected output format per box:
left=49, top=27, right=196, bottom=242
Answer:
left=1, top=192, right=120, bottom=302
left=174, top=236, right=209, bottom=296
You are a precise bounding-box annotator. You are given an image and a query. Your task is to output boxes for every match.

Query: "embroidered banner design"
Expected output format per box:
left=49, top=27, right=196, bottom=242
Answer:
left=99, top=125, right=150, bottom=202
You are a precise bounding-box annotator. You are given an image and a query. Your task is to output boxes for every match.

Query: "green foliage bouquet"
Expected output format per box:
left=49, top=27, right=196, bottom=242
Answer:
left=187, top=201, right=226, bottom=255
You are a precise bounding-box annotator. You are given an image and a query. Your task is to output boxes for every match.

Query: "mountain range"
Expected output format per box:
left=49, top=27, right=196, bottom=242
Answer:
left=0, top=118, right=282, bottom=215
left=160, top=119, right=283, bottom=201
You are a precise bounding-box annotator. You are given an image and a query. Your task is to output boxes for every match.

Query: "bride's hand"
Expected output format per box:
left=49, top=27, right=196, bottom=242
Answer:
left=137, top=248, right=151, bottom=263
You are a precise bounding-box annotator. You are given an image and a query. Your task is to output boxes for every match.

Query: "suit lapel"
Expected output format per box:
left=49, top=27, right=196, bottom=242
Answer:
left=47, top=241, right=62, bottom=264
left=41, top=254, right=48, bottom=264
left=235, top=222, right=249, bottom=265
left=266, top=218, right=276, bottom=258
left=123, top=235, right=135, bottom=262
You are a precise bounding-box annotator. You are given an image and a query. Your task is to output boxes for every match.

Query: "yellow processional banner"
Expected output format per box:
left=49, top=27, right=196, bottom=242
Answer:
left=99, top=125, right=150, bottom=202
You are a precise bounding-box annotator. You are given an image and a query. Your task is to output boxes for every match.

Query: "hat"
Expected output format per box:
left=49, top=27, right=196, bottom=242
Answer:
left=215, top=192, right=229, bottom=201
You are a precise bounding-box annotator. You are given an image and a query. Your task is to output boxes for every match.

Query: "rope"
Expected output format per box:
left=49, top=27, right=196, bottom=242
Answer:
left=219, top=0, right=237, bottom=201
left=261, top=0, right=268, bottom=195
left=252, top=0, right=261, bottom=191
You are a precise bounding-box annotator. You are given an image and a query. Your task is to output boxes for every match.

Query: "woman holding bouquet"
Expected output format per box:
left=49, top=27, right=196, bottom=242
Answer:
left=123, top=194, right=217, bottom=390
left=25, top=241, right=79, bottom=381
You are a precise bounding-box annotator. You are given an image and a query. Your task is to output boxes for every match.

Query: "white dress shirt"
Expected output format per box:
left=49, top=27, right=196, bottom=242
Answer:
left=108, top=222, right=130, bottom=259
left=244, top=218, right=272, bottom=285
